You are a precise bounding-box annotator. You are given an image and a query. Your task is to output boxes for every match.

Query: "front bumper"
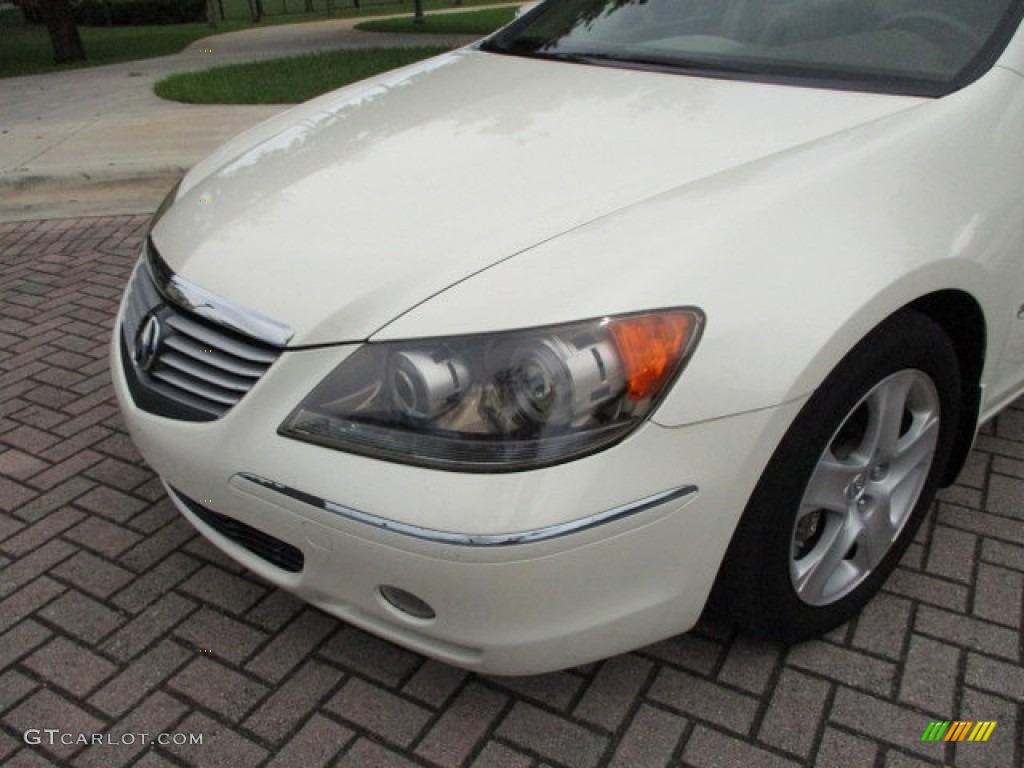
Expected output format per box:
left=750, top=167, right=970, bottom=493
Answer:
left=112, top=305, right=803, bottom=674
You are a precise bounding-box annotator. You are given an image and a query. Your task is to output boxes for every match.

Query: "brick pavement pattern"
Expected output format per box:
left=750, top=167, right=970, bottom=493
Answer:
left=1, top=215, right=1022, bottom=768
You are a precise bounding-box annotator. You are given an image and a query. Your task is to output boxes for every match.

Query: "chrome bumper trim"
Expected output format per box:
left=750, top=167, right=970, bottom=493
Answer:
left=236, top=472, right=697, bottom=547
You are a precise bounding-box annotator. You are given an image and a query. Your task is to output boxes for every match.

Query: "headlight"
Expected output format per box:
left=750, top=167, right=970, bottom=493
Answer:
left=279, top=309, right=703, bottom=471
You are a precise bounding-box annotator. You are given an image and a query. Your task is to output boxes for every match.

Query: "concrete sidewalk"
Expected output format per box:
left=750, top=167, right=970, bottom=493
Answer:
left=0, top=16, right=484, bottom=222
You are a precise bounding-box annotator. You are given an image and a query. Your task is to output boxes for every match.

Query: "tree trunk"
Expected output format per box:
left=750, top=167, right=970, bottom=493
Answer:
left=37, top=0, right=86, bottom=65
left=413, top=0, right=424, bottom=24
left=206, top=0, right=217, bottom=28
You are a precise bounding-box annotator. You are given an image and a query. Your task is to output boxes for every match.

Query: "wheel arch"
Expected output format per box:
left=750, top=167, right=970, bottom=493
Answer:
left=904, top=289, right=986, bottom=485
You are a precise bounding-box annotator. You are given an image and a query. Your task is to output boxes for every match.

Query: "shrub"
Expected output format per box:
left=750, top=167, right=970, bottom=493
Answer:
left=10, top=0, right=44, bottom=24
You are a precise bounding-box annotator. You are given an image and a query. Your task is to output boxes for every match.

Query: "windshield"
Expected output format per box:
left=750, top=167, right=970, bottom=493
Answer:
left=483, top=0, right=1024, bottom=95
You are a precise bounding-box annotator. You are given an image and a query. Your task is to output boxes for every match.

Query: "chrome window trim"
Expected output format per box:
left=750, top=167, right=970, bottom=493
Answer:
left=145, top=238, right=294, bottom=348
left=236, top=472, right=698, bottom=547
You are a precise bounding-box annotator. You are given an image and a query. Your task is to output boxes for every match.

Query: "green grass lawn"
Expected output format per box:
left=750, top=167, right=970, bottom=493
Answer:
left=0, top=15, right=254, bottom=78
left=153, top=45, right=452, bottom=103
left=149, top=5, right=515, bottom=104
left=0, top=0, right=505, bottom=79
left=355, top=6, right=516, bottom=34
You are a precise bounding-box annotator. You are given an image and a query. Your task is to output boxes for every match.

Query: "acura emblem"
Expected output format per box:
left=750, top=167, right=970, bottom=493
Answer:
left=133, top=313, right=163, bottom=372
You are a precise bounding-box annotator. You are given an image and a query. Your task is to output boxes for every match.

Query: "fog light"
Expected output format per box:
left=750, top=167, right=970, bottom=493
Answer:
left=380, top=585, right=436, bottom=620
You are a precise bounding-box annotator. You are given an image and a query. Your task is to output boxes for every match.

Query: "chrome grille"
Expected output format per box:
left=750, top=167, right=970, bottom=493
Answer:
left=120, top=239, right=291, bottom=421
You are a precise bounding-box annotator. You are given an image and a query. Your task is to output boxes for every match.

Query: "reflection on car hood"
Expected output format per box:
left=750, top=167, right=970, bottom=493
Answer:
left=154, top=49, right=920, bottom=346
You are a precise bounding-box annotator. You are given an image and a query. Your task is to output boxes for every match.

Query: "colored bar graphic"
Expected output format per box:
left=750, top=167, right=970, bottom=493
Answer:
left=968, top=722, right=997, bottom=742
left=946, top=721, right=972, bottom=741
left=921, top=721, right=949, bottom=742
left=921, top=721, right=997, bottom=742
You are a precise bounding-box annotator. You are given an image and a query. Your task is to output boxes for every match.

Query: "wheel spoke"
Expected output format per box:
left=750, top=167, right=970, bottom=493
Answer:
left=803, top=454, right=856, bottom=513
left=872, top=394, right=940, bottom=530
left=860, top=374, right=914, bottom=461
left=856, top=501, right=898, bottom=570
left=792, top=511, right=859, bottom=603
left=887, top=413, right=939, bottom=489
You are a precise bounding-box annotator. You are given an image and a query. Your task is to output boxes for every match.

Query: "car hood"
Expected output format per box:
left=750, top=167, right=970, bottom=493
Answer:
left=154, top=48, right=921, bottom=346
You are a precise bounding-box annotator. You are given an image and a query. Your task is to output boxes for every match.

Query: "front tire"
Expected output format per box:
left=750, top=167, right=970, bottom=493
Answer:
left=711, top=311, right=961, bottom=642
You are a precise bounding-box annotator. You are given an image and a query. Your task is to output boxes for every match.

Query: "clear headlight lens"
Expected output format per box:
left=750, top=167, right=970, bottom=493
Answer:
left=279, top=309, right=703, bottom=472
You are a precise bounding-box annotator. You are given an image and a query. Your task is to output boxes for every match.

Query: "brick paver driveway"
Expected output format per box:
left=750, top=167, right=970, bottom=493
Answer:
left=1, top=215, right=1021, bottom=768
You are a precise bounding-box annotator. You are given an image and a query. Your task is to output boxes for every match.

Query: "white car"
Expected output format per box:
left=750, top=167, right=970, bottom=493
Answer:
left=112, top=0, right=1024, bottom=674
